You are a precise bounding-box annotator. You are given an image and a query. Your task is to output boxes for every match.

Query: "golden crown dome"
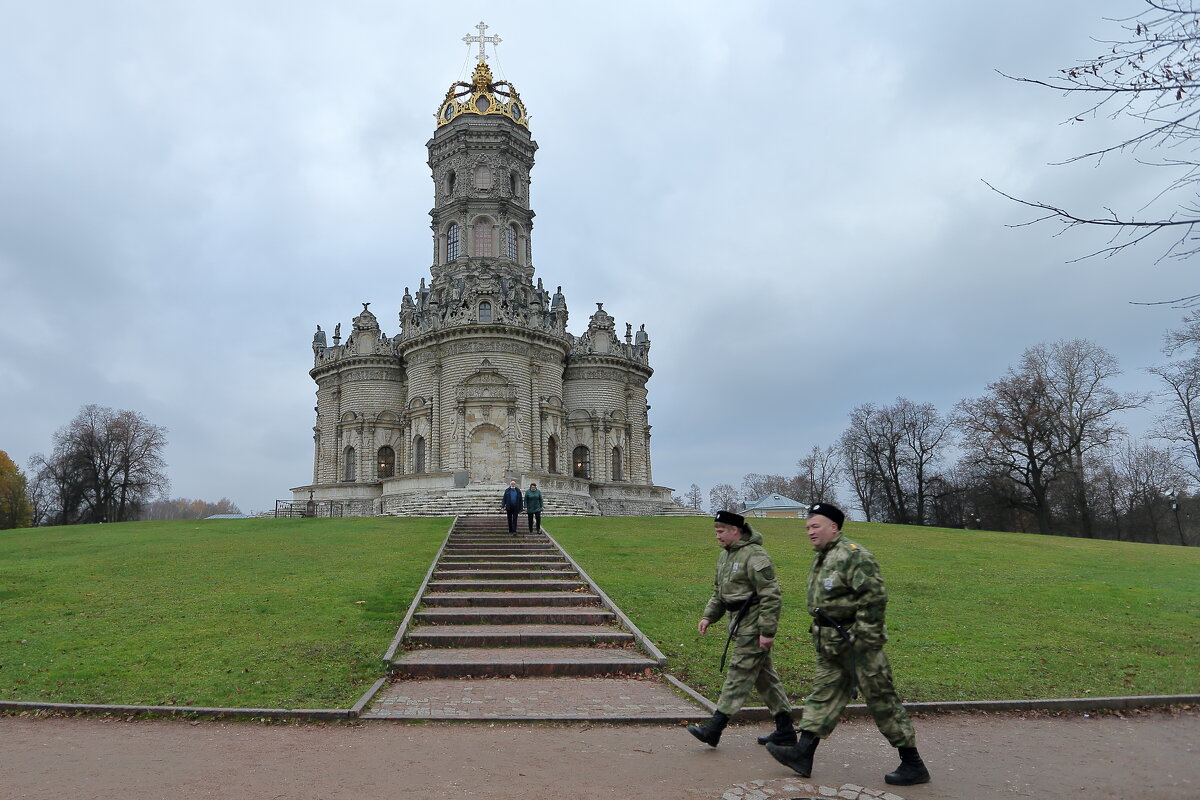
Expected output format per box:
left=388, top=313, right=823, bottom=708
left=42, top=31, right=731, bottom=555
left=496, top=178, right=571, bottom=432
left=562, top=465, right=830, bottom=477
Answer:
left=437, top=60, right=529, bottom=128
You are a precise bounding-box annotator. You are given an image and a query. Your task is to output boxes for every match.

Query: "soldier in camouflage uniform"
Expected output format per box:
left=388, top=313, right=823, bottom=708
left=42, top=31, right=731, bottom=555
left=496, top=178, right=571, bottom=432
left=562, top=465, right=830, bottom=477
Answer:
left=687, top=510, right=795, bottom=748
left=766, top=503, right=930, bottom=786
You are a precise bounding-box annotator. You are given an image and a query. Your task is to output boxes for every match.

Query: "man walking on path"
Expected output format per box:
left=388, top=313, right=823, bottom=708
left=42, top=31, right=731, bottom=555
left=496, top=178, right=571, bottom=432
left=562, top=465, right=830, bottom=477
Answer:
left=524, top=482, right=544, bottom=533
left=766, top=502, right=930, bottom=786
left=501, top=480, right=523, bottom=535
left=688, top=510, right=795, bottom=748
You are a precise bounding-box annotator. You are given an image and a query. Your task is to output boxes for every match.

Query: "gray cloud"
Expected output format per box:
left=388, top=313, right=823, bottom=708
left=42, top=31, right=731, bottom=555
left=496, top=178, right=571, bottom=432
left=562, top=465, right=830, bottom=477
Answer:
left=0, top=0, right=1180, bottom=512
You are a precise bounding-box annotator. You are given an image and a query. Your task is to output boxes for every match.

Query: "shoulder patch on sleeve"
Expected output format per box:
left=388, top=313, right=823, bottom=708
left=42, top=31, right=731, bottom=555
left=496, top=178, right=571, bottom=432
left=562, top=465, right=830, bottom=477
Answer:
left=748, top=552, right=773, bottom=571
left=848, top=543, right=858, bottom=550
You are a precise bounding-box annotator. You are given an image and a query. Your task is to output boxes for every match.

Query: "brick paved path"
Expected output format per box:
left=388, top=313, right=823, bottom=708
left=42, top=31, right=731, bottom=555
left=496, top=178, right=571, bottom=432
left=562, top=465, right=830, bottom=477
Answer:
left=367, top=515, right=705, bottom=720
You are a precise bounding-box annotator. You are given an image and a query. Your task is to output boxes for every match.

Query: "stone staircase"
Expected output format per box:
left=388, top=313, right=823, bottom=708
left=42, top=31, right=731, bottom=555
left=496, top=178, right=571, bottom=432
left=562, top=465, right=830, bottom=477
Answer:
left=389, top=515, right=658, bottom=677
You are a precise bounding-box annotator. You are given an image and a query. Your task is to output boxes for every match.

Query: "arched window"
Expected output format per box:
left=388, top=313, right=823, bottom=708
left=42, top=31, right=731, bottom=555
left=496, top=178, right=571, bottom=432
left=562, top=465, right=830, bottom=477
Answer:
left=472, top=220, right=493, bottom=257
left=474, top=164, right=492, bottom=190
left=377, top=446, right=395, bottom=479
left=478, top=300, right=493, bottom=323
left=611, top=447, right=623, bottom=481
left=573, top=445, right=591, bottom=480
left=343, top=447, right=356, bottom=482
left=505, top=224, right=518, bottom=261
left=446, top=223, right=460, bottom=261
left=445, top=170, right=457, bottom=196
left=413, top=436, right=426, bottom=474
left=547, top=435, right=559, bottom=473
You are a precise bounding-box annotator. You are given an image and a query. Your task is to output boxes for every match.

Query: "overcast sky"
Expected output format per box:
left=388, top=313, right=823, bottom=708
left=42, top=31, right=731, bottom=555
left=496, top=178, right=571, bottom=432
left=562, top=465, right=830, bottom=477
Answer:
left=1, top=0, right=1191, bottom=515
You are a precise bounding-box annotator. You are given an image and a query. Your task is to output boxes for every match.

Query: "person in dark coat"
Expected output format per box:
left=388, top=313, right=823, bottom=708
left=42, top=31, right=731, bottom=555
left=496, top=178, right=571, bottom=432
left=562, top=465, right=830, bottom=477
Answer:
left=501, top=480, right=523, bottom=535
left=525, top=482, right=544, bottom=533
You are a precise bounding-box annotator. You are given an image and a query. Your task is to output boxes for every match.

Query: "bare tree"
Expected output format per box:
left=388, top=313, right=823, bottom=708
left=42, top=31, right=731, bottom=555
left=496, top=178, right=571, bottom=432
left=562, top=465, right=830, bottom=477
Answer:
left=1022, top=340, right=1146, bottom=537
left=840, top=434, right=884, bottom=522
left=709, top=483, right=741, bottom=514
left=30, top=405, right=169, bottom=525
left=740, top=473, right=809, bottom=505
left=1115, top=439, right=1189, bottom=543
left=996, top=1, right=1200, bottom=277
left=839, top=399, right=952, bottom=525
left=683, top=483, right=704, bottom=511
left=797, top=445, right=842, bottom=505
left=956, top=372, right=1071, bottom=535
left=142, top=497, right=242, bottom=521
left=840, top=403, right=909, bottom=523
left=1149, top=355, right=1200, bottom=482
left=23, top=465, right=51, bottom=527
left=1151, top=309, right=1200, bottom=481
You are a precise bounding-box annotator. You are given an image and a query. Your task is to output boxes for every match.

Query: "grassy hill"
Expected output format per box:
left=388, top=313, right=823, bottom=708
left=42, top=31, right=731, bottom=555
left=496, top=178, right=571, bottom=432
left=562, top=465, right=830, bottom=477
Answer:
left=549, top=518, right=1200, bottom=702
left=1, top=516, right=1196, bottom=708
left=0, top=517, right=447, bottom=708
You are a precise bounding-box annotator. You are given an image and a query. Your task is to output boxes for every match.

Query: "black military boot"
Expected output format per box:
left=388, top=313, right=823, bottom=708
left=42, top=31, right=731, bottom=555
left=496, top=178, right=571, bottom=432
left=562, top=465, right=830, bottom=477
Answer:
left=756, top=711, right=798, bottom=746
left=766, top=730, right=819, bottom=777
left=686, top=711, right=729, bottom=747
left=885, top=746, right=931, bottom=785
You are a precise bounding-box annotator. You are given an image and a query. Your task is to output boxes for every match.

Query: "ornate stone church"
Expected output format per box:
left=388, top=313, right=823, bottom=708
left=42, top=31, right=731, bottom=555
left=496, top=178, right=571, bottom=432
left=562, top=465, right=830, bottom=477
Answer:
left=291, top=27, right=678, bottom=516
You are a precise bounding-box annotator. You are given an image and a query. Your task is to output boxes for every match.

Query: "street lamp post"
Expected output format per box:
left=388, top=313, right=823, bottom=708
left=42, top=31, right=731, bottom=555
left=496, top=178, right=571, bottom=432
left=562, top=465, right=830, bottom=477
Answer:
left=1168, top=489, right=1185, bottom=546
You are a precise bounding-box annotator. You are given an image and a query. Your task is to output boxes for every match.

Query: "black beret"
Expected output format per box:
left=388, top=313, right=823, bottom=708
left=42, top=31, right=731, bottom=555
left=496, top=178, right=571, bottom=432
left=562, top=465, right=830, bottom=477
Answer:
left=714, top=510, right=745, bottom=527
left=808, top=503, right=845, bottom=528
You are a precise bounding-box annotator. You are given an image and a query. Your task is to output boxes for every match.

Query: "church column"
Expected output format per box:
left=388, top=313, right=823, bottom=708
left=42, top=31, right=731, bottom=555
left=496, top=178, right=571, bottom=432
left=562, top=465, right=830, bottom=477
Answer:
left=431, top=362, right=443, bottom=471
left=601, top=424, right=611, bottom=483
left=312, top=430, right=320, bottom=484
left=537, top=405, right=547, bottom=473
left=367, top=423, right=376, bottom=482
left=645, top=428, right=653, bottom=485
left=458, top=404, right=468, bottom=470
left=591, top=423, right=601, bottom=482
left=399, top=420, right=409, bottom=475
left=506, top=403, right=518, bottom=474
left=530, top=363, right=541, bottom=471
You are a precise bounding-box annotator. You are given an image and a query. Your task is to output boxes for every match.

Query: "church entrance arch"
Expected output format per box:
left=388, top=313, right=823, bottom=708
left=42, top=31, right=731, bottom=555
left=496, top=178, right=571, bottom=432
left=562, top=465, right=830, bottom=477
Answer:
left=469, top=424, right=506, bottom=483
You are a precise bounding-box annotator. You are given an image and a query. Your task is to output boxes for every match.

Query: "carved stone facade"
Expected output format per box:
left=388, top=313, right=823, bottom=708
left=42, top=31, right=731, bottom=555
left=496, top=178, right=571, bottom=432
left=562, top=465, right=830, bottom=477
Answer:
left=292, top=55, right=675, bottom=516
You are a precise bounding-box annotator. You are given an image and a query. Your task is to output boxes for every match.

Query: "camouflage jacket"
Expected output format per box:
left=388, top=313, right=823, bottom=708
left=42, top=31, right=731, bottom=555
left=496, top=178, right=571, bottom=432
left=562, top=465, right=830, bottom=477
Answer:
left=807, top=534, right=889, bottom=648
left=702, top=527, right=782, bottom=639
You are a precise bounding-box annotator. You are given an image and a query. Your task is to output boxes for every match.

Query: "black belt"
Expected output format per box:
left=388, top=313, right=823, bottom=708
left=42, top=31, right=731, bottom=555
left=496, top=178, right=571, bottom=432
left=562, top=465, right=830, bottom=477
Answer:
left=815, top=615, right=853, bottom=627
left=723, top=596, right=760, bottom=613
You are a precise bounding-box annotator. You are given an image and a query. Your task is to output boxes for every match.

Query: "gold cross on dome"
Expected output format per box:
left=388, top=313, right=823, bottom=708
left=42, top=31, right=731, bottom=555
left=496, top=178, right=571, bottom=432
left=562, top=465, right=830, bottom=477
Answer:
left=463, top=21, right=502, bottom=62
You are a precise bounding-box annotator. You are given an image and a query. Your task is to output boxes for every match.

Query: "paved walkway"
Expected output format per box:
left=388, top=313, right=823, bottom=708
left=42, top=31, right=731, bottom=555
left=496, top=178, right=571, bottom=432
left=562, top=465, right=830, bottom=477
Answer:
left=4, top=709, right=1197, bottom=799
left=364, top=677, right=704, bottom=720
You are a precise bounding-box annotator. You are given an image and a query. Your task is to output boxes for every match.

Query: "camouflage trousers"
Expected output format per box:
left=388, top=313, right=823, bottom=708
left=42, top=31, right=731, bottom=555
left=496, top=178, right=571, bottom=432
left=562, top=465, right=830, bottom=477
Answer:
left=715, top=635, right=792, bottom=718
left=797, top=635, right=916, bottom=748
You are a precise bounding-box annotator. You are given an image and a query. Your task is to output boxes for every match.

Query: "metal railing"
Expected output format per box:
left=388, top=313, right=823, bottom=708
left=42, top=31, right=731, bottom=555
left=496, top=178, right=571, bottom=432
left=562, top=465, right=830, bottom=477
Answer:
left=274, top=499, right=348, bottom=518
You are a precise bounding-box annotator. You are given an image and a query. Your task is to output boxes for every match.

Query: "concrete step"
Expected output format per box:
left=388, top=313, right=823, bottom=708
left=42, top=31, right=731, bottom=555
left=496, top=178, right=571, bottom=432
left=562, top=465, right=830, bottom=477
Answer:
left=436, top=561, right=569, bottom=570
left=421, top=592, right=601, bottom=608
left=406, top=624, right=633, bottom=647
left=440, top=554, right=565, bottom=563
left=434, top=569, right=577, bottom=581
left=426, top=579, right=588, bottom=592
left=391, top=646, right=658, bottom=678
left=442, top=548, right=559, bottom=556
left=415, top=607, right=614, bottom=625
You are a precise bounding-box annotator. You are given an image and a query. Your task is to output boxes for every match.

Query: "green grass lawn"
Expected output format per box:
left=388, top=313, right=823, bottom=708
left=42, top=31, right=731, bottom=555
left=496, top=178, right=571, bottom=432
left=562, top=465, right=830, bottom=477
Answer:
left=3, top=515, right=1197, bottom=710
left=0, top=517, right=447, bottom=708
left=547, top=518, right=1200, bottom=703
